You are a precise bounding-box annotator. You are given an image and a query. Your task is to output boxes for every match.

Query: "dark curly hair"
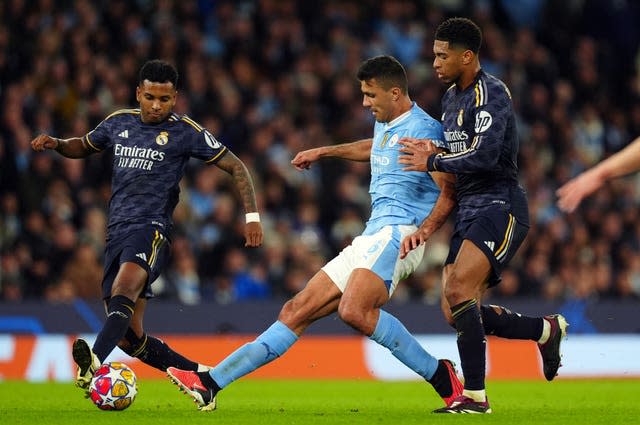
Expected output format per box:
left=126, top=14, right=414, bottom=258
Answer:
left=138, top=59, right=179, bottom=87
left=435, top=17, right=482, bottom=54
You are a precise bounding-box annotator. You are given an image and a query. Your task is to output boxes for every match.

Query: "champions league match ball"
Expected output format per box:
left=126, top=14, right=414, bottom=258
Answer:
left=89, top=362, right=138, bottom=410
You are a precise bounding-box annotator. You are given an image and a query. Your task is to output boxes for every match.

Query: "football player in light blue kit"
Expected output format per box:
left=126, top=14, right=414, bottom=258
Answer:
left=167, top=55, right=461, bottom=411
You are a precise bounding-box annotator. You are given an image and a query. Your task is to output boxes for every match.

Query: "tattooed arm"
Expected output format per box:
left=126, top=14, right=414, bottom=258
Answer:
left=213, top=151, right=263, bottom=247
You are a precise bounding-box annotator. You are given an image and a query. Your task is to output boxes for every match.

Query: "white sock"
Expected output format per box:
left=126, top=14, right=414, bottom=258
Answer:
left=197, top=364, right=211, bottom=372
left=537, top=317, right=551, bottom=344
left=463, top=389, right=486, bottom=402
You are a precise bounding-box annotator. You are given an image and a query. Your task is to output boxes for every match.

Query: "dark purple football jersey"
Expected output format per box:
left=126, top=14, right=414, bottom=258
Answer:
left=427, top=70, right=529, bottom=225
left=84, top=109, right=227, bottom=237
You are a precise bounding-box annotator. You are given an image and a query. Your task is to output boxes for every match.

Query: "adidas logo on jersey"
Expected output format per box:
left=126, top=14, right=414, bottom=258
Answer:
left=118, top=130, right=129, bottom=138
left=136, top=252, right=147, bottom=261
left=484, top=241, right=495, bottom=251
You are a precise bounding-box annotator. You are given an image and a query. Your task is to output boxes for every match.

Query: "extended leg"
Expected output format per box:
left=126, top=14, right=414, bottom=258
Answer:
left=167, top=271, right=342, bottom=411
left=441, top=276, right=569, bottom=381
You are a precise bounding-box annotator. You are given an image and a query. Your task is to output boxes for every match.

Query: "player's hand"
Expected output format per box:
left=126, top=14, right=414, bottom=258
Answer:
left=31, top=134, right=58, bottom=152
left=556, top=168, right=605, bottom=213
left=400, top=231, right=425, bottom=259
left=398, top=137, right=436, bottom=172
left=291, top=149, right=321, bottom=171
left=244, top=221, right=263, bottom=247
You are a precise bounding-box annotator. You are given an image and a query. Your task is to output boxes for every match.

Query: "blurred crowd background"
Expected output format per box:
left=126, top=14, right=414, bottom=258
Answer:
left=1, top=0, right=640, bottom=308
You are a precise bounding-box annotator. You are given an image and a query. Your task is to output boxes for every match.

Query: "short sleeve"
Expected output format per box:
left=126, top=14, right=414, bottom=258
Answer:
left=84, top=117, right=115, bottom=152
left=185, top=127, right=228, bottom=163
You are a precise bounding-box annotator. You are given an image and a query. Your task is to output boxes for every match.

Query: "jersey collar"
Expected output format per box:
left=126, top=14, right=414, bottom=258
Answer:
left=384, top=102, right=414, bottom=129
left=455, top=69, right=485, bottom=94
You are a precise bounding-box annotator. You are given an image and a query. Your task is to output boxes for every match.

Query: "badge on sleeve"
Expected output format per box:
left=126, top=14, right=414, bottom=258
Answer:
left=204, top=130, right=221, bottom=149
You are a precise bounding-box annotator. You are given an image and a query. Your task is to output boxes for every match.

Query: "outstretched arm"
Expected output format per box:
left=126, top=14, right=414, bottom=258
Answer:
left=291, top=139, right=372, bottom=170
left=557, top=136, right=640, bottom=212
left=214, top=151, right=263, bottom=247
left=31, top=135, right=94, bottom=158
left=400, top=171, right=457, bottom=259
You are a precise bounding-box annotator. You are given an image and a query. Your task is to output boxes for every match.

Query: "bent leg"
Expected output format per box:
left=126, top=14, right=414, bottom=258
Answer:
left=92, top=262, right=146, bottom=362
left=444, top=258, right=562, bottom=383
left=440, top=264, right=487, bottom=327
left=338, top=268, right=389, bottom=335
left=117, top=298, right=204, bottom=372
left=441, top=267, right=544, bottom=340
left=339, top=268, right=440, bottom=381
left=209, top=270, right=342, bottom=389
left=278, top=270, right=342, bottom=335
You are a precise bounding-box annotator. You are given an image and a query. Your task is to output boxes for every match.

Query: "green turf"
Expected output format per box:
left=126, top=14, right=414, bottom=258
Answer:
left=1, top=379, right=638, bottom=425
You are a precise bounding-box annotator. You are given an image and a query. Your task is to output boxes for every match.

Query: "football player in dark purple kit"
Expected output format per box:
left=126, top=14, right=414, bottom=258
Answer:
left=31, top=59, right=263, bottom=394
left=399, top=18, right=567, bottom=413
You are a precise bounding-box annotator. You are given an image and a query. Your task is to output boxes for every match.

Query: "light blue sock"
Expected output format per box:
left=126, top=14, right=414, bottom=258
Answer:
left=369, top=309, right=439, bottom=380
left=210, top=320, right=298, bottom=388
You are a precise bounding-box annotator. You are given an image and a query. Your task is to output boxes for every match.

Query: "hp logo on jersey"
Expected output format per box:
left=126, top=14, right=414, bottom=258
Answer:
left=474, top=111, right=493, bottom=133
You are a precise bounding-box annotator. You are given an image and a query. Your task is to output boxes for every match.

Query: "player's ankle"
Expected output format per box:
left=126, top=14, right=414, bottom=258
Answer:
left=196, top=363, right=211, bottom=372
left=463, top=389, right=486, bottom=402
left=537, top=317, right=551, bottom=344
left=197, top=370, right=221, bottom=392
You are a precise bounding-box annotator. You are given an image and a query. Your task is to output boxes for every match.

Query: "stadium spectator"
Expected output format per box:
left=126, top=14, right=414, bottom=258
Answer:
left=59, top=241, right=103, bottom=300
left=558, top=135, right=640, bottom=212
left=0, top=0, right=639, bottom=310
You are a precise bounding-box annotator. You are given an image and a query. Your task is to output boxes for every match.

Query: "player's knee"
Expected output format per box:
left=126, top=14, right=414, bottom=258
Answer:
left=443, top=283, right=464, bottom=305
left=443, top=272, right=474, bottom=305
left=111, top=267, right=147, bottom=299
left=111, top=284, right=141, bottom=302
left=337, top=303, right=366, bottom=332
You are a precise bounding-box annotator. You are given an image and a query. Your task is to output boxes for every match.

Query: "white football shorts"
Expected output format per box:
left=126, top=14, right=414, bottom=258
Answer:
left=322, top=224, right=425, bottom=295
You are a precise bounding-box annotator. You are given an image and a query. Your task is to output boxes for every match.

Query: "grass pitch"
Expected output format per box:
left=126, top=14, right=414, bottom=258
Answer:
left=1, top=379, right=638, bottom=425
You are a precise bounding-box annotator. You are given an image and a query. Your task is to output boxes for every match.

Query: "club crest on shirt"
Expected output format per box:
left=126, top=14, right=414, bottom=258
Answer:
left=380, top=132, right=399, bottom=148
left=457, top=109, right=464, bottom=126
left=388, top=133, right=399, bottom=147
left=156, top=131, right=169, bottom=146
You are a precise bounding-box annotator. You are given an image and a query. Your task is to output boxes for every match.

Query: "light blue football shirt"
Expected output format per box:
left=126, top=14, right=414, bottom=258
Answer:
left=365, top=102, right=445, bottom=234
